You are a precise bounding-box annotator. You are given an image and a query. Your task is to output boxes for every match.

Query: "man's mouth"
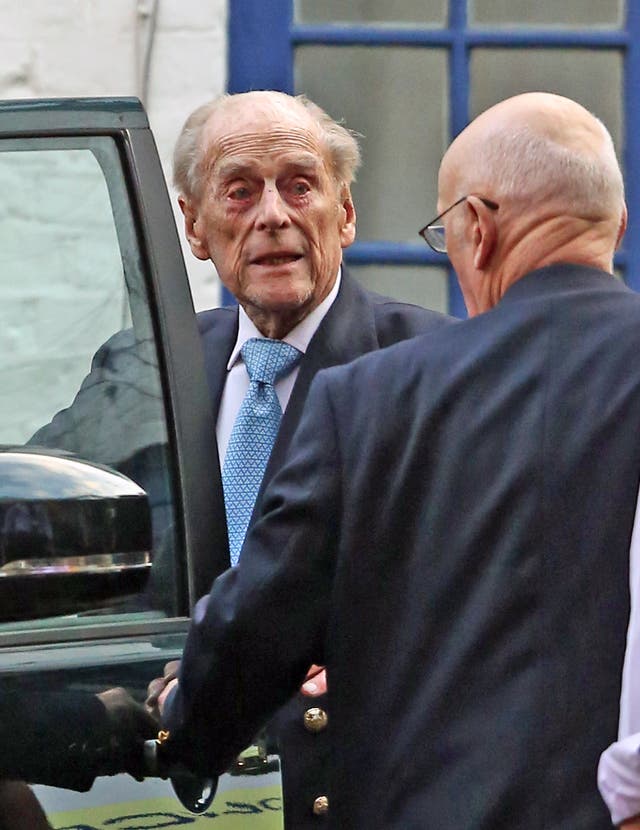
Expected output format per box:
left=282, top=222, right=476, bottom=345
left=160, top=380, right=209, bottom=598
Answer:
left=252, top=253, right=302, bottom=266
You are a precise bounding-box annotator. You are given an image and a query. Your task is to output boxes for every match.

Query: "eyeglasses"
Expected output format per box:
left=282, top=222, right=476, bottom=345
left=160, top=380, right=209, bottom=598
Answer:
left=419, top=195, right=499, bottom=254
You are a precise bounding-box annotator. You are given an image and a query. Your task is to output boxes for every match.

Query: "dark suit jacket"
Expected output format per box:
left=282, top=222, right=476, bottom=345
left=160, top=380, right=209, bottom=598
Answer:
left=164, top=264, right=640, bottom=829
left=195, top=268, right=452, bottom=827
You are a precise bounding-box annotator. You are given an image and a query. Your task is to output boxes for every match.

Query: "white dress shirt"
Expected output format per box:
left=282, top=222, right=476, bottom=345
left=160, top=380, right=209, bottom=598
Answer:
left=216, top=270, right=341, bottom=464
left=598, top=484, right=640, bottom=824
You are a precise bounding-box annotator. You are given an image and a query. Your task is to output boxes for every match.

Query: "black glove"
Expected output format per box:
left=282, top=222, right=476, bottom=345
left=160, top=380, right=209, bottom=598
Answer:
left=0, top=688, right=158, bottom=791
left=93, top=687, right=159, bottom=781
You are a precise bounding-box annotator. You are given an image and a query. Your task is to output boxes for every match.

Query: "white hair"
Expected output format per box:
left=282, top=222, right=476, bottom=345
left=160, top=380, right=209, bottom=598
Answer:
left=173, top=92, right=362, bottom=202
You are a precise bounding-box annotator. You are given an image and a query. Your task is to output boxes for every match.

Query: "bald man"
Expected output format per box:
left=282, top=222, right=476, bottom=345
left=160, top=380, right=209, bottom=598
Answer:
left=154, top=92, right=638, bottom=828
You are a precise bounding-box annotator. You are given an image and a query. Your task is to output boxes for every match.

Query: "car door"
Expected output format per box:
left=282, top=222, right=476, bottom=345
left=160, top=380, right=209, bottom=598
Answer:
left=0, top=97, right=283, bottom=829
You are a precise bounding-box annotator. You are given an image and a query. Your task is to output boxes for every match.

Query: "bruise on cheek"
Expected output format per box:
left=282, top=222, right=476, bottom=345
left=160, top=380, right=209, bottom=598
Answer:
left=223, top=201, right=249, bottom=219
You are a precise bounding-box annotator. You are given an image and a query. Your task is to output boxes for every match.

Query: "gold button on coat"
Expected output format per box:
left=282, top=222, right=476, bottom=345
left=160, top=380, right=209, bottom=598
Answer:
left=303, top=707, right=329, bottom=733
left=313, top=795, right=329, bottom=816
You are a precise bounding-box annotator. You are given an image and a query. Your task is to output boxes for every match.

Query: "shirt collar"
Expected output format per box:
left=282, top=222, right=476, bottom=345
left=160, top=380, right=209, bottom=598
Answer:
left=226, top=268, right=342, bottom=371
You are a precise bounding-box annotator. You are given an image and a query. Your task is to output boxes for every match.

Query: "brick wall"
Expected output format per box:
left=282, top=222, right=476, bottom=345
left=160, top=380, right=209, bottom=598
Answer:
left=0, top=0, right=227, bottom=310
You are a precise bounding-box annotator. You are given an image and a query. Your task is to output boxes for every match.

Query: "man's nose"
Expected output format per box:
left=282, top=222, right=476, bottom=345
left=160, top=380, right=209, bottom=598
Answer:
left=255, top=186, right=291, bottom=230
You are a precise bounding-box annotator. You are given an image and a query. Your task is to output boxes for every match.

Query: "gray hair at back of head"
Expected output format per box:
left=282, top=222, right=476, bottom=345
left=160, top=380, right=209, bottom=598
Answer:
left=473, top=116, right=624, bottom=221
left=173, top=92, right=362, bottom=202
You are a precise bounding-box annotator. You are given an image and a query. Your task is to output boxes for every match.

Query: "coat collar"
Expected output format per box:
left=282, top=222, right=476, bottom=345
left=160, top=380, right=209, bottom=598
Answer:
left=498, top=263, right=626, bottom=307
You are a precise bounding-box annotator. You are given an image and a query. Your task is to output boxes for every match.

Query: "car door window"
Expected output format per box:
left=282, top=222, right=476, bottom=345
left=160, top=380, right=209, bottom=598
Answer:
left=0, top=136, right=180, bottom=626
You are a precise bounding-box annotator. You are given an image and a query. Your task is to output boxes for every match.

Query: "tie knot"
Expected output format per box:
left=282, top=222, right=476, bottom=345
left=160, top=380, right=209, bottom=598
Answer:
left=241, top=337, right=302, bottom=385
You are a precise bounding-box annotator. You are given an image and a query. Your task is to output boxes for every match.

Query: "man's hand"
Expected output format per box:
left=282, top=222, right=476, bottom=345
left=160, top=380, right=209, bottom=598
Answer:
left=621, top=818, right=640, bottom=828
left=146, top=660, right=180, bottom=718
left=96, top=687, right=159, bottom=781
left=301, top=665, right=327, bottom=697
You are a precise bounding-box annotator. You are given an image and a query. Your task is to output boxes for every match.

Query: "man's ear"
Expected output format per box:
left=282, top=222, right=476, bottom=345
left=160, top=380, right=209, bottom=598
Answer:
left=467, top=196, right=497, bottom=271
left=338, top=188, right=357, bottom=249
left=178, top=196, right=210, bottom=261
left=616, top=202, right=628, bottom=250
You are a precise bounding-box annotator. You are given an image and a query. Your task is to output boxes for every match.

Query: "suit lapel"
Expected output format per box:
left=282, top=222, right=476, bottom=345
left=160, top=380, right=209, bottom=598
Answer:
left=198, top=308, right=238, bottom=567
left=198, top=308, right=238, bottom=415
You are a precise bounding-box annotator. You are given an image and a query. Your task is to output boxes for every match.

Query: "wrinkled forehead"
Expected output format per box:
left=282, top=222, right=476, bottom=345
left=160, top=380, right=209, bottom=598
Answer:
left=201, top=101, right=332, bottom=179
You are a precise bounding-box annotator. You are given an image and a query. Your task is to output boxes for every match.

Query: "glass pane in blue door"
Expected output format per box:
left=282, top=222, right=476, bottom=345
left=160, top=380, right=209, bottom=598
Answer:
left=296, top=45, right=448, bottom=243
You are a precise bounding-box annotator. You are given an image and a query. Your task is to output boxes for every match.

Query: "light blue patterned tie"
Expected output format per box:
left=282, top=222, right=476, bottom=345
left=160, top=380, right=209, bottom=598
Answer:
left=222, top=337, right=302, bottom=565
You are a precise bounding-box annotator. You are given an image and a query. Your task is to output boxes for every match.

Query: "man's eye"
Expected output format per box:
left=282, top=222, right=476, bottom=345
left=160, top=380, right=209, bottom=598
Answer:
left=291, top=181, right=311, bottom=196
left=229, top=186, right=251, bottom=200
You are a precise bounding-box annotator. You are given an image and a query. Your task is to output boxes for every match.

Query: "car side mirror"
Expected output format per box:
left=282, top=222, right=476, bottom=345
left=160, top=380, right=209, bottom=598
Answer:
left=0, top=447, right=151, bottom=622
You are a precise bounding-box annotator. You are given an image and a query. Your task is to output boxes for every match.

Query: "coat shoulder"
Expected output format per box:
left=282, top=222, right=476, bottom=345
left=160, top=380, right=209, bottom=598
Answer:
left=196, top=305, right=236, bottom=335
left=368, top=291, right=456, bottom=346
